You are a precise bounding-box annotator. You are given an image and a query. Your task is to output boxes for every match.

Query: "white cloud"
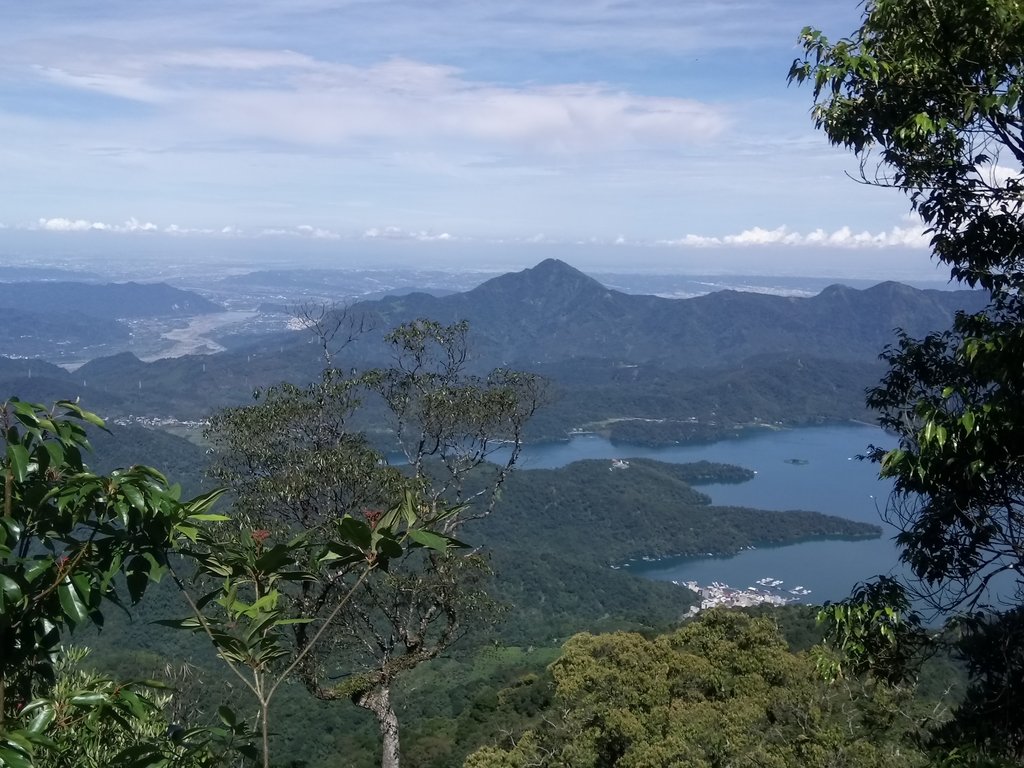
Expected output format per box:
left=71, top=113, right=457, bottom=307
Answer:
left=990, top=164, right=1020, bottom=185
left=294, top=224, right=340, bottom=240
left=164, top=224, right=216, bottom=235
left=120, top=217, right=159, bottom=232
left=33, top=216, right=159, bottom=233
left=362, top=226, right=453, bottom=242
left=24, top=217, right=455, bottom=242
left=27, top=50, right=727, bottom=152
left=0, top=2, right=887, bottom=249
left=36, top=217, right=102, bottom=232
left=34, top=66, right=167, bottom=103
left=658, top=223, right=930, bottom=250
left=258, top=224, right=341, bottom=239
left=16, top=216, right=931, bottom=251
left=976, top=161, right=1023, bottom=190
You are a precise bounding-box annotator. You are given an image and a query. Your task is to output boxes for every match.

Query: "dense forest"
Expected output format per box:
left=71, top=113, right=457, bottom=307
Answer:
left=5, top=1, right=1024, bottom=766
left=0, top=324, right=892, bottom=768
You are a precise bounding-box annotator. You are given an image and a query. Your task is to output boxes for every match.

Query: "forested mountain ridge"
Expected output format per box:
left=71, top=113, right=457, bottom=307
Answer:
left=354, top=259, right=986, bottom=367
left=0, top=261, right=983, bottom=443
left=0, top=280, right=222, bottom=319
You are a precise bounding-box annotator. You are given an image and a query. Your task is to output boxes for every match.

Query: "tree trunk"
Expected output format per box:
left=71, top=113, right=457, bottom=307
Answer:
left=355, top=684, right=400, bottom=768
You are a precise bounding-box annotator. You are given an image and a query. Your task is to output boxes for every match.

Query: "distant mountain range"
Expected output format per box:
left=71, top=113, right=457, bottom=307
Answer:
left=0, top=260, right=986, bottom=444
left=352, top=259, right=986, bottom=368
left=0, top=281, right=222, bottom=365
left=0, top=281, right=221, bottom=320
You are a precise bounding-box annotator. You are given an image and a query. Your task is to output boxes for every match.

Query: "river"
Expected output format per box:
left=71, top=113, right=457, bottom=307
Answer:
left=514, top=424, right=903, bottom=604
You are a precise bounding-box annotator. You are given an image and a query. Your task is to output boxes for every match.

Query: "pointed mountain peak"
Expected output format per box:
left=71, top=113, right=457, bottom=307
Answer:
left=530, top=258, right=590, bottom=277
left=468, top=259, right=610, bottom=302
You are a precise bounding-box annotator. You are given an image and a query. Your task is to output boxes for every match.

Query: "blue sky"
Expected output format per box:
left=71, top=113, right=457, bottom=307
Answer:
left=0, top=1, right=958, bottom=276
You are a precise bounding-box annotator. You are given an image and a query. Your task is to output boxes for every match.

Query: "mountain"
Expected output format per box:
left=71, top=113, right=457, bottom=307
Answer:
left=354, top=260, right=986, bottom=368
left=0, top=306, right=130, bottom=361
left=0, top=260, right=986, bottom=443
left=0, top=281, right=222, bottom=319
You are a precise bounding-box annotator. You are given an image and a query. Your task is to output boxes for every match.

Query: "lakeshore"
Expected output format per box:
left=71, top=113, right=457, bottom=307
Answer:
left=516, top=424, right=902, bottom=605
left=678, top=577, right=804, bottom=616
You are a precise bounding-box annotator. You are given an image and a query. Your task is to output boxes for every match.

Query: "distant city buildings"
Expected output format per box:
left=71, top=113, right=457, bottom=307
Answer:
left=678, top=580, right=795, bottom=616
left=112, top=415, right=209, bottom=430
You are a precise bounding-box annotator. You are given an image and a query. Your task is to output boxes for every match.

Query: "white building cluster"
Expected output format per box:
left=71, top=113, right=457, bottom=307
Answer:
left=679, top=580, right=791, bottom=616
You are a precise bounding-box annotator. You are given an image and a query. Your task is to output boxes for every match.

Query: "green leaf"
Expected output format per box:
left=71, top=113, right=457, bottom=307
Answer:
left=912, top=112, right=936, bottom=133
left=182, top=487, right=228, bottom=515
left=153, top=616, right=204, bottom=630
left=400, top=490, right=419, bottom=526
left=406, top=528, right=458, bottom=552
left=0, top=745, right=33, bottom=768
left=126, top=567, right=149, bottom=605
left=120, top=482, right=146, bottom=512
left=961, top=411, right=975, bottom=434
left=218, top=705, right=237, bottom=727
left=58, top=580, right=89, bottom=624
left=254, top=544, right=295, bottom=574
left=235, top=743, right=259, bottom=760
left=338, top=516, right=372, bottom=550
left=0, top=573, right=23, bottom=604
left=26, top=703, right=55, bottom=735
left=376, top=535, right=404, bottom=559
left=0, top=516, right=24, bottom=548
left=6, top=444, right=30, bottom=483
left=320, top=544, right=363, bottom=568
left=68, top=405, right=106, bottom=428
left=114, top=744, right=167, bottom=768
left=68, top=691, right=108, bottom=707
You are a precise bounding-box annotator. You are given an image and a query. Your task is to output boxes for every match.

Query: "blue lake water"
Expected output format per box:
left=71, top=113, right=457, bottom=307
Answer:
left=515, top=424, right=904, bottom=604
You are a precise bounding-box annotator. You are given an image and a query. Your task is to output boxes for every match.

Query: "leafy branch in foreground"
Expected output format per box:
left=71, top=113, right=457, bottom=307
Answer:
left=0, top=398, right=242, bottom=768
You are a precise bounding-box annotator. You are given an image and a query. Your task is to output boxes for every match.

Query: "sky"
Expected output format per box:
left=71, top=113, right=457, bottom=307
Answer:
left=0, top=1, right=958, bottom=277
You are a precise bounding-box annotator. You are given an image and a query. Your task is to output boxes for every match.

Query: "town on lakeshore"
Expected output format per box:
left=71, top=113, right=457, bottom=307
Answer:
left=679, top=578, right=813, bottom=615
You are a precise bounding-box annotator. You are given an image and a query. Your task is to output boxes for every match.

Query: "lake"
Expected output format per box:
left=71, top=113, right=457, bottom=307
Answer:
left=515, top=424, right=903, bottom=604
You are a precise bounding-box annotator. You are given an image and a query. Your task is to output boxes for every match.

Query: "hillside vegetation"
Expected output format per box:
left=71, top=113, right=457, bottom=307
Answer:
left=0, top=262, right=982, bottom=446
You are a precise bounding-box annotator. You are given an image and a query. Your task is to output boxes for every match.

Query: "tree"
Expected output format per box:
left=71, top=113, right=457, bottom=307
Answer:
left=0, top=398, right=247, bottom=767
left=465, top=610, right=924, bottom=768
left=790, top=0, right=1024, bottom=759
left=168, top=486, right=464, bottom=768
left=0, top=396, right=431, bottom=768
left=789, top=0, right=1024, bottom=294
left=32, top=648, right=249, bottom=768
left=205, top=318, right=544, bottom=768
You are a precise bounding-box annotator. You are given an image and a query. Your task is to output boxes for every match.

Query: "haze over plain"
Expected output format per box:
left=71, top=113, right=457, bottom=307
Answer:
left=0, top=1, right=976, bottom=279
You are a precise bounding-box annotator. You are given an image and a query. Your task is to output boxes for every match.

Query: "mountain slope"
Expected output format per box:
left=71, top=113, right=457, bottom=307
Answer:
left=355, top=260, right=984, bottom=368
left=0, top=261, right=985, bottom=443
left=0, top=281, right=222, bottom=319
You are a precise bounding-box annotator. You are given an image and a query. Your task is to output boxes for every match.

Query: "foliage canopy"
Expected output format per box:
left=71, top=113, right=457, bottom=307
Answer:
left=792, top=0, right=1024, bottom=760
